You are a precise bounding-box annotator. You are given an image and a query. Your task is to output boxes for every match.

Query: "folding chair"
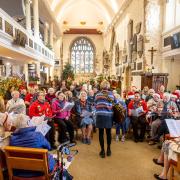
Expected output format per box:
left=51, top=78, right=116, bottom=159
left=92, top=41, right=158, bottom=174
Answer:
left=4, top=146, right=51, bottom=180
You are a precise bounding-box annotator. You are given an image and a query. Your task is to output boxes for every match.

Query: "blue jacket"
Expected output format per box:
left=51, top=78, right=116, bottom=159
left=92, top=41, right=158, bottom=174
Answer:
left=10, top=127, right=55, bottom=176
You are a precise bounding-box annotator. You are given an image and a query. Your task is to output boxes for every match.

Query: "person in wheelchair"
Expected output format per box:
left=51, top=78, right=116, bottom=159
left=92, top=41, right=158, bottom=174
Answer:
left=9, top=114, right=56, bottom=178
left=74, top=91, right=93, bottom=144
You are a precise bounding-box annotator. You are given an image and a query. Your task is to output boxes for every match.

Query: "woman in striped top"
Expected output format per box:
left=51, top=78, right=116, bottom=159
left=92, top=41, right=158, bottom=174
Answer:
left=95, top=80, right=116, bottom=158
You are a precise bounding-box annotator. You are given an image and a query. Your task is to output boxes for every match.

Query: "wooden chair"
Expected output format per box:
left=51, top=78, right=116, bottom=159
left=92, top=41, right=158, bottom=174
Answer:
left=0, top=149, right=7, bottom=180
left=0, top=165, right=3, bottom=180
left=169, top=153, right=180, bottom=180
left=4, top=146, right=51, bottom=180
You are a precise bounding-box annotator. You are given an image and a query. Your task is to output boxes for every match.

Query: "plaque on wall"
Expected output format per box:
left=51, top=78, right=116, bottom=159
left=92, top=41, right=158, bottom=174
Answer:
left=164, top=36, right=171, bottom=47
left=136, top=22, right=142, bottom=34
left=13, top=29, right=27, bottom=47
left=131, top=62, right=136, bottom=71
left=0, top=17, right=2, bottom=30
left=132, top=34, right=137, bottom=52
left=132, top=51, right=137, bottom=62
left=122, top=55, right=127, bottom=64
left=5, top=21, right=13, bottom=36
left=103, top=50, right=110, bottom=68
left=119, top=50, right=123, bottom=65
left=127, top=19, right=133, bottom=43
left=137, top=35, right=144, bottom=58
left=128, top=44, right=133, bottom=63
left=115, top=43, right=119, bottom=66
left=29, top=39, right=33, bottom=48
left=137, top=62, right=143, bottom=70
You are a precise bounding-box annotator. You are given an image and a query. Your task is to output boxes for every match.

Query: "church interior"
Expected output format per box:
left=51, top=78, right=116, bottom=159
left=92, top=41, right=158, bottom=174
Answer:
left=0, top=0, right=180, bottom=180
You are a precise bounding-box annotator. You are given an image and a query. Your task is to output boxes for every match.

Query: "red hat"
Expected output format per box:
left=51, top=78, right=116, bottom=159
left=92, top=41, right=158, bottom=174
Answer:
left=128, top=92, right=134, bottom=96
left=172, top=92, right=179, bottom=99
left=128, top=92, right=135, bottom=99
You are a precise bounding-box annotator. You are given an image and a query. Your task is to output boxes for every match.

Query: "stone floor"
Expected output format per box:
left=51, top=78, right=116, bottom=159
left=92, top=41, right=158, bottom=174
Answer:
left=66, top=130, right=162, bottom=180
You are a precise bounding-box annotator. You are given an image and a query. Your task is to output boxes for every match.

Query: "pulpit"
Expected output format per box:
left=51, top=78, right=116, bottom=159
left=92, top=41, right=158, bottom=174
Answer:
left=141, top=73, right=168, bottom=92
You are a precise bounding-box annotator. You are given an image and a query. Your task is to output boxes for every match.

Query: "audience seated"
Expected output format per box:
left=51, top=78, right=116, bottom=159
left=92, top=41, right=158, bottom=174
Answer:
left=52, top=92, right=74, bottom=143
left=128, top=91, right=148, bottom=142
left=9, top=114, right=56, bottom=178
left=153, top=138, right=180, bottom=180
left=74, top=91, right=93, bottom=144
left=6, top=91, right=26, bottom=114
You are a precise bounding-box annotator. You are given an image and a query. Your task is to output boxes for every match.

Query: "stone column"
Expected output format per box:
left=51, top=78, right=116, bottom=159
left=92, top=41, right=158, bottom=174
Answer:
left=50, top=66, right=54, bottom=80
left=50, top=23, right=54, bottom=47
left=25, top=0, right=31, bottom=34
left=23, top=64, right=29, bottom=84
left=36, top=61, right=41, bottom=84
left=33, top=0, right=39, bottom=38
left=44, top=23, right=48, bottom=45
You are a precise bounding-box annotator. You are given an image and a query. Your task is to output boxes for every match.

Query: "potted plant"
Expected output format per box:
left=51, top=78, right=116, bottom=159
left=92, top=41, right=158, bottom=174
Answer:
left=29, top=75, right=40, bottom=85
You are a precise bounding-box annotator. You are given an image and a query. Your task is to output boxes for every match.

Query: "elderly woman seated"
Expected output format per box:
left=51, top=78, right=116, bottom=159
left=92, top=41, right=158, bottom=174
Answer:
left=0, top=113, right=55, bottom=178
left=148, top=93, right=179, bottom=145
left=153, top=137, right=180, bottom=180
left=6, top=90, right=26, bottom=114
left=74, top=91, right=93, bottom=144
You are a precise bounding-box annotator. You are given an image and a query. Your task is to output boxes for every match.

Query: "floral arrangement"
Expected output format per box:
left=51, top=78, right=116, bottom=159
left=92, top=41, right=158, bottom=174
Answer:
left=0, top=77, right=25, bottom=97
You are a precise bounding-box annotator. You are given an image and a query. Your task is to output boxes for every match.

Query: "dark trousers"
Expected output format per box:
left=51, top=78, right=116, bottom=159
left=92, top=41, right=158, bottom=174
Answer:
left=99, top=128, right=111, bottom=150
left=157, top=120, right=169, bottom=139
left=131, top=115, right=146, bottom=140
left=54, top=118, right=74, bottom=143
left=45, top=119, right=55, bottom=146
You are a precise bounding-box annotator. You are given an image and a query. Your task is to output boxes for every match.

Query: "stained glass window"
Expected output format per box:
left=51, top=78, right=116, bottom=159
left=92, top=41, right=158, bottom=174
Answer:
left=71, top=37, right=94, bottom=74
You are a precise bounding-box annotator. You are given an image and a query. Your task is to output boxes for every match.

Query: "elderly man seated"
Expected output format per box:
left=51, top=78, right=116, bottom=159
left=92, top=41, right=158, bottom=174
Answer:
left=7, top=114, right=55, bottom=178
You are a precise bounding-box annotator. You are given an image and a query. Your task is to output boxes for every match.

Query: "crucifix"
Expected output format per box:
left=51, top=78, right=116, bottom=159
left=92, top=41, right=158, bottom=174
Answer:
left=148, top=47, right=157, bottom=65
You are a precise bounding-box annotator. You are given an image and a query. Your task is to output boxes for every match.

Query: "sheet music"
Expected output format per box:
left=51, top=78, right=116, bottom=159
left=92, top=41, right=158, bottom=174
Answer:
left=81, top=110, right=92, bottom=117
left=62, top=102, right=75, bottom=111
left=165, top=119, right=180, bottom=137
left=131, top=107, right=143, bottom=117
left=35, top=121, right=51, bottom=136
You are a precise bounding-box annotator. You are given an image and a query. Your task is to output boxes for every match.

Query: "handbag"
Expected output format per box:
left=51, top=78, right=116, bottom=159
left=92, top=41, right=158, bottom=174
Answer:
left=103, top=92, right=126, bottom=123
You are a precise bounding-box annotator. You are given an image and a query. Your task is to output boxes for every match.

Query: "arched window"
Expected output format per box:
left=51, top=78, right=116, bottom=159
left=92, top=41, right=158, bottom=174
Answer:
left=70, top=37, right=95, bottom=74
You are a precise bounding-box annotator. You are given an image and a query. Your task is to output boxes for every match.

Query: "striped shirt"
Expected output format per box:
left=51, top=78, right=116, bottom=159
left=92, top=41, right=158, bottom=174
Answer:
left=95, top=90, right=116, bottom=116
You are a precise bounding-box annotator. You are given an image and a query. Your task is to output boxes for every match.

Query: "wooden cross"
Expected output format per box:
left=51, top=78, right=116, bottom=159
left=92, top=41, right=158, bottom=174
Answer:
left=148, top=47, right=157, bottom=65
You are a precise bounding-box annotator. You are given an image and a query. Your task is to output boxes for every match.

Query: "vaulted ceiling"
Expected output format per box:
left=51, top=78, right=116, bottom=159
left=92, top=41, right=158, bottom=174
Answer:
left=46, top=0, right=125, bottom=33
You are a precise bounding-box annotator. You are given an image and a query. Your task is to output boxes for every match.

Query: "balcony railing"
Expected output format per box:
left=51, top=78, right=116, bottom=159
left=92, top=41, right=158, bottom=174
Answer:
left=0, top=8, right=54, bottom=64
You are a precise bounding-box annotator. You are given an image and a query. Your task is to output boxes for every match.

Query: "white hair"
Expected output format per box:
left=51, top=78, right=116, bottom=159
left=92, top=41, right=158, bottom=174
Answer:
left=148, top=89, right=155, bottom=94
left=163, top=93, right=171, bottom=101
left=79, top=91, right=87, bottom=99
left=11, top=90, right=20, bottom=97
left=48, top=88, right=55, bottom=93
left=9, top=114, right=30, bottom=129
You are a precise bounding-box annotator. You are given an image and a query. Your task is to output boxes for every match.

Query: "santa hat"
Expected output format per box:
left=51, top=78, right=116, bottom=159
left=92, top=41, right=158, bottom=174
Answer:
left=128, top=92, right=135, bottom=99
left=174, top=90, right=180, bottom=98
left=171, top=93, right=178, bottom=99
left=153, top=93, right=160, bottom=99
